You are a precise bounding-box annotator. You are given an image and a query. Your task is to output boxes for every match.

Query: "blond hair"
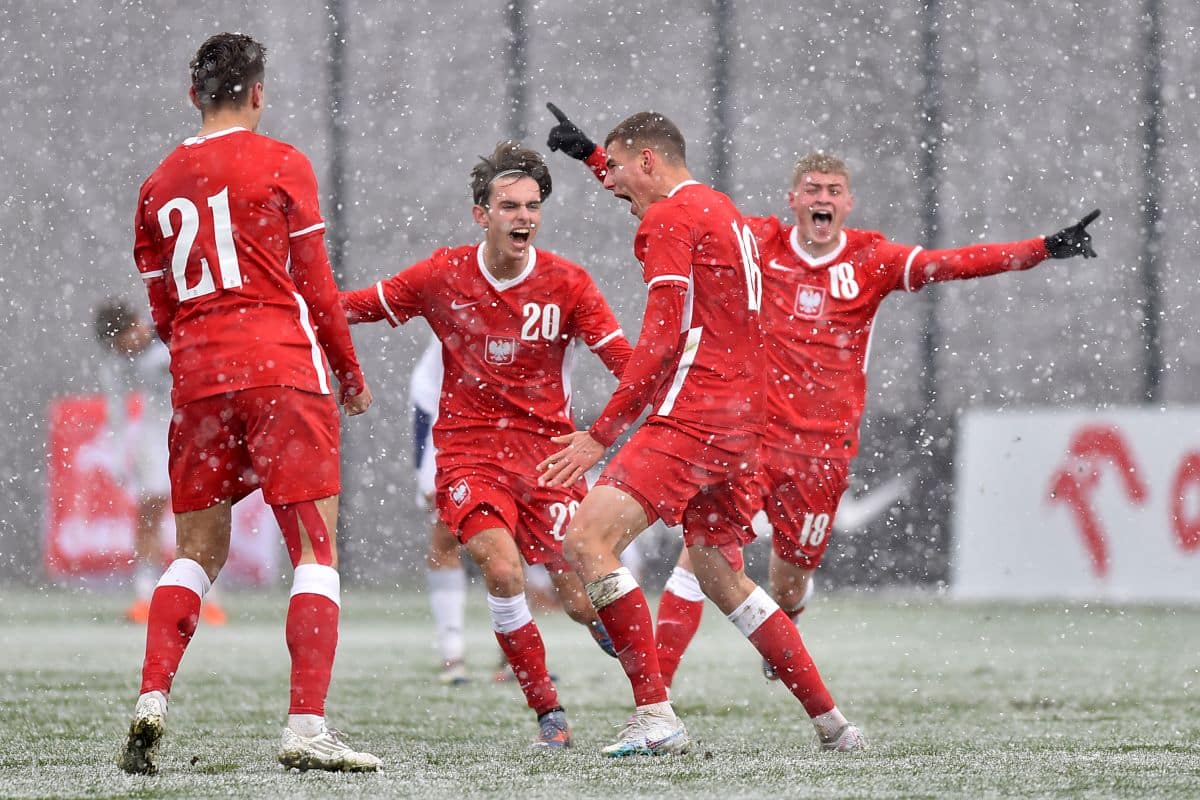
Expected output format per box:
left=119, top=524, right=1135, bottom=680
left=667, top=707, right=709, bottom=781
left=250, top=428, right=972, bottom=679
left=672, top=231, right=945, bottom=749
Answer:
left=791, top=152, right=851, bottom=188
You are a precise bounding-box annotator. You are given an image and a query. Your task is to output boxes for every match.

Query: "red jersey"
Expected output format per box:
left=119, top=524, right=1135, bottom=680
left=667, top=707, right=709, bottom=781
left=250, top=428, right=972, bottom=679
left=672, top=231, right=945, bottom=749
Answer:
left=134, top=127, right=363, bottom=407
left=341, top=244, right=631, bottom=470
left=590, top=182, right=765, bottom=447
left=749, top=217, right=1048, bottom=457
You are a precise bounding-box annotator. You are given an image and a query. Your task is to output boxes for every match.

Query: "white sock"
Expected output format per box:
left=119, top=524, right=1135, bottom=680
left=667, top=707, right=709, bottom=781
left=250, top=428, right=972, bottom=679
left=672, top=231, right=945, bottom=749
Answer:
left=811, top=707, right=849, bottom=740
left=288, top=713, right=325, bottom=737
left=136, top=689, right=167, bottom=710
left=427, top=567, right=467, bottom=663
left=636, top=700, right=676, bottom=717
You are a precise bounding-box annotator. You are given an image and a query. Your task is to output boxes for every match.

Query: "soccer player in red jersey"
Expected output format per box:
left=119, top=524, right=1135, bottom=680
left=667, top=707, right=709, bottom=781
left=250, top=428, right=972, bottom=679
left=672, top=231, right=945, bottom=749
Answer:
left=539, top=111, right=863, bottom=756
left=119, top=33, right=380, bottom=775
left=546, top=106, right=1099, bottom=689
left=341, top=141, right=632, bottom=749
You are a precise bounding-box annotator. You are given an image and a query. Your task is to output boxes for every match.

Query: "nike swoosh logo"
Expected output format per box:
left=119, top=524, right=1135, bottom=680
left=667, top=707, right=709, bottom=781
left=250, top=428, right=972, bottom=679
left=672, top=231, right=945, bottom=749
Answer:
left=450, top=299, right=479, bottom=310
left=767, top=259, right=796, bottom=272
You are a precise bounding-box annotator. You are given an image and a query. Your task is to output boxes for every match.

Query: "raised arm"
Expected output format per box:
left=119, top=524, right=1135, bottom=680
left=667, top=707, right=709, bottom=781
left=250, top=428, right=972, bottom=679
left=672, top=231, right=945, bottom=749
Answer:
left=546, top=102, right=609, bottom=183
left=903, top=209, right=1101, bottom=291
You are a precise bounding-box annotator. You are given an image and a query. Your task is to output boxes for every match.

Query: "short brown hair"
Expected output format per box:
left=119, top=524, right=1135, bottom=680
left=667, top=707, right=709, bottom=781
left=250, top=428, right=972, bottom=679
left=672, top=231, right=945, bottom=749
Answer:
left=792, top=152, right=851, bottom=188
left=94, top=299, right=137, bottom=343
left=190, top=32, right=267, bottom=111
left=469, top=141, right=553, bottom=207
left=604, top=112, right=686, bottom=164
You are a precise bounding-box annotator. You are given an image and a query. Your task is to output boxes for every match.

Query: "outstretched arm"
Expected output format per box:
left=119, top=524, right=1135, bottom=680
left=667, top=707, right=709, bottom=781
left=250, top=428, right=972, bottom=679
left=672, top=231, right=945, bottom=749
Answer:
left=904, top=209, right=1102, bottom=291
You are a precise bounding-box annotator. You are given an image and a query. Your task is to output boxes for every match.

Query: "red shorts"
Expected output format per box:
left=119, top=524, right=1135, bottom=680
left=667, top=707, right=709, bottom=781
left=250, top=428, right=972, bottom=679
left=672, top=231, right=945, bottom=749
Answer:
left=169, top=387, right=340, bottom=513
left=755, top=452, right=850, bottom=569
left=436, top=461, right=584, bottom=570
left=598, top=421, right=760, bottom=570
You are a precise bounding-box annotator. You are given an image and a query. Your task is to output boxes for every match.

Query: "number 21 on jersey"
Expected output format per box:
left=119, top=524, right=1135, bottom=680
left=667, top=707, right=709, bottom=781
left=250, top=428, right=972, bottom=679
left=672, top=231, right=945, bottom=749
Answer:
left=156, top=187, right=242, bottom=301
left=731, top=222, right=763, bottom=311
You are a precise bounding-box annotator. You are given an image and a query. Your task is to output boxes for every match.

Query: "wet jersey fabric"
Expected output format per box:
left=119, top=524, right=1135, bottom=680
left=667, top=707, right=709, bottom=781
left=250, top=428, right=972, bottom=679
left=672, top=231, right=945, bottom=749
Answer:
left=749, top=217, right=1047, bottom=458
left=134, top=126, right=363, bottom=407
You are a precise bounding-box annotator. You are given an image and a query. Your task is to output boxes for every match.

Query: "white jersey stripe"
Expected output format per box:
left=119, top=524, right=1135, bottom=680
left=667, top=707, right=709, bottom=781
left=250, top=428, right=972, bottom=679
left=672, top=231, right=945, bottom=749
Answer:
left=140, top=270, right=165, bottom=280
left=902, top=246, right=925, bottom=293
left=656, top=326, right=703, bottom=417
left=590, top=329, right=624, bottom=351
left=376, top=281, right=401, bottom=326
left=289, top=222, right=326, bottom=239
left=292, top=291, right=331, bottom=395
left=648, top=274, right=690, bottom=289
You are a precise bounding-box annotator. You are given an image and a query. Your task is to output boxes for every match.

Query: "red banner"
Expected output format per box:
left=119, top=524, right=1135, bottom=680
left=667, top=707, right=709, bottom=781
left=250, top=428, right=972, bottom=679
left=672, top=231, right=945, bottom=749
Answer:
left=44, top=394, right=279, bottom=585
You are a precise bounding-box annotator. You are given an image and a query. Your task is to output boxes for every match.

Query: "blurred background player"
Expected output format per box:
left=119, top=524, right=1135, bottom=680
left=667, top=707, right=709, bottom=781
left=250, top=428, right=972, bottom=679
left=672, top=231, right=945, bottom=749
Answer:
left=342, top=141, right=630, bottom=749
left=541, top=111, right=863, bottom=756
left=547, top=105, right=1100, bottom=686
left=410, top=333, right=471, bottom=686
left=119, top=32, right=378, bottom=775
left=94, top=300, right=226, bottom=627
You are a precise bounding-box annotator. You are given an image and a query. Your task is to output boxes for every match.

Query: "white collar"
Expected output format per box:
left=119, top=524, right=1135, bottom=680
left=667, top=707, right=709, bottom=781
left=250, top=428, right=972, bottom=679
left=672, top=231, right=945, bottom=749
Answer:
left=476, top=243, right=538, bottom=291
left=789, top=226, right=847, bottom=267
left=667, top=180, right=701, bottom=198
left=183, top=126, right=250, bottom=147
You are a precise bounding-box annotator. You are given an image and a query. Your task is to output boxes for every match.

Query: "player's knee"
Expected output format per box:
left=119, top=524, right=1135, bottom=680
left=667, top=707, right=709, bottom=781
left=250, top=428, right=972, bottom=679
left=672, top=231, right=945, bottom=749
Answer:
left=476, top=558, right=523, bottom=596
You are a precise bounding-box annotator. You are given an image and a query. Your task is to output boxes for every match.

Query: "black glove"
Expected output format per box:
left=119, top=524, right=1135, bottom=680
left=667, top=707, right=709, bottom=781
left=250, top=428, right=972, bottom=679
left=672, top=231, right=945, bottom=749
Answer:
left=1044, top=209, right=1100, bottom=259
left=546, top=102, right=597, bottom=161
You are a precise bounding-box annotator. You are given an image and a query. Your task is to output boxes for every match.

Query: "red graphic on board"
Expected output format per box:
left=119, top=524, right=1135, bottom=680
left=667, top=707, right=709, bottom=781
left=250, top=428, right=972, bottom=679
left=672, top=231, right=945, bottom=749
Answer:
left=1046, top=426, right=1148, bottom=577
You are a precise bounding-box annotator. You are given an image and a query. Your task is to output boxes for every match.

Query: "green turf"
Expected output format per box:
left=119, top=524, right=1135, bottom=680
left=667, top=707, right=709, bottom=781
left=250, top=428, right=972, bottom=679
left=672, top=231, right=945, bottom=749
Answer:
left=0, top=586, right=1196, bottom=799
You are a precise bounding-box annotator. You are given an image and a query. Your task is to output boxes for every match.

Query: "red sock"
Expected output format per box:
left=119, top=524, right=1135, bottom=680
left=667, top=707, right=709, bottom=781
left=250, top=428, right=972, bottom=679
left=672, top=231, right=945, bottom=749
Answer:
left=655, top=591, right=704, bottom=688
left=749, top=609, right=835, bottom=717
left=139, top=585, right=202, bottom=695
left=495, top=621, right=559, bottom=716
left=287, top=593, right=339, bottom=715
left=597, top=588, right=668, bottom=706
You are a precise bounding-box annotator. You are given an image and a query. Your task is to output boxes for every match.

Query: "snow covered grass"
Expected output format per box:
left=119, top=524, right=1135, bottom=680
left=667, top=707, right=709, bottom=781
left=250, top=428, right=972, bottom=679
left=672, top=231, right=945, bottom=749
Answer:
left=0, top=587, right=1196, bottom=798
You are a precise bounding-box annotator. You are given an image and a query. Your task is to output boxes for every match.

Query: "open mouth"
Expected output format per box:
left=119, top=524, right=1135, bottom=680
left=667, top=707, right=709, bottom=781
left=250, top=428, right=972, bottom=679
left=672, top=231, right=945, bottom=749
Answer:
left=509, top=228, right=531, bottom=245
left=811, top=210, right=833, bottom=235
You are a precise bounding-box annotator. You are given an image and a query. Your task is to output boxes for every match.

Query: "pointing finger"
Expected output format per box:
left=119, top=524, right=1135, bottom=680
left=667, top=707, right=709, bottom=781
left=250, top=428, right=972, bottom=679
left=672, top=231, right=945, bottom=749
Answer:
left=546, top=102, right=569, bottom=124
left=1078, top=208, right=1101, bottom=229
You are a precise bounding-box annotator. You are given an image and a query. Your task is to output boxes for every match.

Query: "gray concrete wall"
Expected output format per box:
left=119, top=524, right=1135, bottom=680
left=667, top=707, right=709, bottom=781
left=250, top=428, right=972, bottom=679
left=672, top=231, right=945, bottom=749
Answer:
left=2, top=1, right=1196, bottom=584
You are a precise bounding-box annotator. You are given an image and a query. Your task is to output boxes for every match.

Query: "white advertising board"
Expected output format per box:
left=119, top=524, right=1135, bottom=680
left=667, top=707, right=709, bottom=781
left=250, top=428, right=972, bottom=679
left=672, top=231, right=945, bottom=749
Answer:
left=952, top=407, right=1200, bottom=602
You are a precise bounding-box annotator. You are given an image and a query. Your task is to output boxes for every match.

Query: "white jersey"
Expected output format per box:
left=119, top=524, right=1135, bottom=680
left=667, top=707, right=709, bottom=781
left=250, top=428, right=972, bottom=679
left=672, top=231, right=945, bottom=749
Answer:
left=409, top=333, right=443, bottom=417
left=96, top=338, right=172, bottom=496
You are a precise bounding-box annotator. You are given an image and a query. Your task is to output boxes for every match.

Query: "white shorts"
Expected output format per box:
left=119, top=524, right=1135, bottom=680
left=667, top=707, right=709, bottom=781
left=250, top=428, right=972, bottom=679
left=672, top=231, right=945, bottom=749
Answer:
left=131, top=417, right=171, bottom=498
left=413, top=405, right=437, bottom=508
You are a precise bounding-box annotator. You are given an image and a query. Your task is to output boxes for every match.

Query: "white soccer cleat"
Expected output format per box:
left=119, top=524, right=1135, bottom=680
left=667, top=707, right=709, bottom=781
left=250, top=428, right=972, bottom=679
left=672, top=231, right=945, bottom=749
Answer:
left=819, top=723, right=867, bottom=753
left=437, top=659, right=469, bottom=686
left=601, top=708, right=691, bottom=757
left=278, top=725, right=382, bottom=772
left=117, top=692, right=167, bottom=775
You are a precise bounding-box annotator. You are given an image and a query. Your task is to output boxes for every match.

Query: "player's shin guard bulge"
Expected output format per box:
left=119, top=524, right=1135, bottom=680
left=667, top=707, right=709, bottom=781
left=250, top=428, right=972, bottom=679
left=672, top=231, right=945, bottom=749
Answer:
left=586, top=567, right=669, bottom=707
left=287, top=564, right=341, bottom=716
left=656, top=567, right=706, bottom=688
left=728, top=587, right=835, bottom=718
left=489, top=593, right=560, bottom=716
left=140, top=558, right=211, bottom=696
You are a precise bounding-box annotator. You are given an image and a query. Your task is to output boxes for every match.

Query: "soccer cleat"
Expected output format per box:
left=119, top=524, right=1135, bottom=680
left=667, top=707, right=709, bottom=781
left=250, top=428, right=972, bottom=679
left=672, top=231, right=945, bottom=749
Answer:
left=278, top=725, right=382, bottom=772
left=531, top=708, right=571, bottom=750
left=124, top=599, right=151, bottom=624
left=438, top=659, right=469, bottom=686
left=117, top=692, right=167, bottom=774
left=200, top=601, right=227, bottom=626
left=601, top=709, right=690, bottom=757
left=589, top=619, right=618, bottom=658
left=819, top=724, right=867, bottom=753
